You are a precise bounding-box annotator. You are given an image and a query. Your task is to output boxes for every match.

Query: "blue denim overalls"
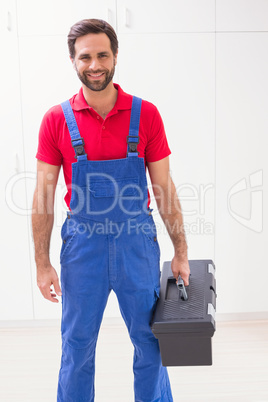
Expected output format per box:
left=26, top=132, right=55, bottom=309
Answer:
left=57, top=96, right=173, bottom=402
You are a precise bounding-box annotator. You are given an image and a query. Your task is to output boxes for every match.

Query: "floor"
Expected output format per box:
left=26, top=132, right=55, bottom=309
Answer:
left=0, top=319, right=267, bottom=401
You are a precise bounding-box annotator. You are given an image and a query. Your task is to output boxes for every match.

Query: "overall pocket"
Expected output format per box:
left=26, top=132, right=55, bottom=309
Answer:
left=60, top=217, right=79, bottom=264
left=86, top=176, right=141, bottom=219
left=140, top=215, right=161, bottom=260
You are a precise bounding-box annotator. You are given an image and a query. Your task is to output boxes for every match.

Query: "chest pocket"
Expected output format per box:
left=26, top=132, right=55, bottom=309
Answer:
left=89, top=177, right=138, bottom=197
left=86, top=176, right=142, bottom=220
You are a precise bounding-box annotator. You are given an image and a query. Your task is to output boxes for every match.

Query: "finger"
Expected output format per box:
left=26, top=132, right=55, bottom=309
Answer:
left=49, top=297, right=59, bottom=303
left=53, top=278, right=62, bottom=296
left=49, top=287, right=59, bottom=300
left=171, top=263, right=181, bottom=282
left=181, top=273, right=190, bottom=286
left=46, top=292, right=59, bottom=302
left=183, top=277, right=189, bottom=286
left=170, top=267, right=179, bottom=282
left=43, top=292, right=59, bottom=302
left=173, top=274, right=179, bottom=283
left=39, top=284, right=51, bottom=300
left=40, top=287, right=59, bottom=303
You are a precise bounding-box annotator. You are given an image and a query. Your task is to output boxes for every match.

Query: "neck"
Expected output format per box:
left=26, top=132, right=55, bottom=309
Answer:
left=82, top=82, right=118, bottom=119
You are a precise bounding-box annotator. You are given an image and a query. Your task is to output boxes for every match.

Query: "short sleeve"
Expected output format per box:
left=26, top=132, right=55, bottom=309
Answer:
left=36, top=108, right=63, bottom=166
left=145, top=105, right=171, bottom=163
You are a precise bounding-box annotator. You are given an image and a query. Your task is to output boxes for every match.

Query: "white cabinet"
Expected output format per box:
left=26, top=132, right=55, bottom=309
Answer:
left=216, top=0, right=268, bottom=31
left=2, top=1, right=267, bottom=320
left=215, top=33, right=268, bottom=314
left=117, top=0, right=215, bottom=33
left=18, top=8, right=119, bottom=318
left=17, top=0, right=117, bottom=36
left=18, top=34, right=78, bottom=319
left=117, top=33, right=215, bottom=262
left=0, top=1, right=33, bottom=320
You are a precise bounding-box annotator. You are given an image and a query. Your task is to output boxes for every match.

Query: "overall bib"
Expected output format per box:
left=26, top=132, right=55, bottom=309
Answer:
left=57, top=96, right=173, bottom=402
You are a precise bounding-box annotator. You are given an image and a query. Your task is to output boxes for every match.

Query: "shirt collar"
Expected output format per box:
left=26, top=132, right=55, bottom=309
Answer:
left=71, top=83, right=132, bottom=112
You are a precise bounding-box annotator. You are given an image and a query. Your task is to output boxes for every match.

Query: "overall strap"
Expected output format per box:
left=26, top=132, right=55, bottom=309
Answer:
left=61, top=100, right=87, bottom=160
left=127, top=96, right=142, bottom=157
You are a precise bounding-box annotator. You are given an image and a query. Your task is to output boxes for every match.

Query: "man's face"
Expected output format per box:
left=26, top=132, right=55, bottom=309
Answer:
left=72, top=33, right=117, bottom=92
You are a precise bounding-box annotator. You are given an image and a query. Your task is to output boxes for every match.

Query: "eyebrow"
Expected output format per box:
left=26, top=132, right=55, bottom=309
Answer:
left=78, top=51, right=110, bottom=58
left=98, top=51, right=109, bottom=56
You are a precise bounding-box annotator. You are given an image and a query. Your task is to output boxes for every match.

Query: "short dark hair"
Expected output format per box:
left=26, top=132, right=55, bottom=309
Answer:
left=68, top=19, right=118, bottom=59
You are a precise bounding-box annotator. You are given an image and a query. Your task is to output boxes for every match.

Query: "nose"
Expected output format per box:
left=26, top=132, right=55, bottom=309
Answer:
left=89, top=57, right=100, bottom=71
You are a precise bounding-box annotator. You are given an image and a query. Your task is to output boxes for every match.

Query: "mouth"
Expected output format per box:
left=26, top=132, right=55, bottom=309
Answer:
left=87, top=72, right=105, bottom=80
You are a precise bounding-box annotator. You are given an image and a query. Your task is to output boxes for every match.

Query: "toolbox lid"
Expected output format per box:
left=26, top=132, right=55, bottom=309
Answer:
left=151, top=260, right=216, bottom=337
left=151, top=312, right=215, bottom=336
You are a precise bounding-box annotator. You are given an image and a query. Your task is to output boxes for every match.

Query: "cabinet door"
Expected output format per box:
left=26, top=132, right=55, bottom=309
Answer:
left=117, top=33, right=215, bottom=262
left=216, top=33, right=268, bottom=314
left=217, top=0, right=268, bottom=32
left=18, top=0, right=117, bottom=319
left=17, top=0, right=116, bottom=36
left=117, top=0, right=215, bottom=33
left=0, top=1, right=33, bottom=320
left=19, top=31, right=120, bottom=318
left=16, top=34, right=75, bottom=319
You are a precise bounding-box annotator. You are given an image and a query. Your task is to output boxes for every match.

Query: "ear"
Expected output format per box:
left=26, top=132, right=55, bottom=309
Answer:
left=114, top=50, right=118, bottom=66
left=70, top=56, right=76, bottom=70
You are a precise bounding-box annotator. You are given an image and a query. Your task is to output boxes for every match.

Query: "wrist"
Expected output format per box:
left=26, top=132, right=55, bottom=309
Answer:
left=174, top=249, right=188, bottom=261
left=35, top=254, right=51, bottom=268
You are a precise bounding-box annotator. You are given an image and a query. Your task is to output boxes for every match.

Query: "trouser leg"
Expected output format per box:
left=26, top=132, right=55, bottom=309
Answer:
left=114, top=219, right=173, bottom=402
left=57, top=229, right=110, bottom=402
left=116, top=286, right=173, bottom=402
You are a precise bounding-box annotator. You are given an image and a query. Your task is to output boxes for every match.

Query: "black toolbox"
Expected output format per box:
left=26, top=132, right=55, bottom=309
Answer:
left=151, top=260, right=216, bottom=366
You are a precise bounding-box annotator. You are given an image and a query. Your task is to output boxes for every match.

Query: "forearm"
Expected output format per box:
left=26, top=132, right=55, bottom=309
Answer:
left=31, top=189, right=54, bottom=266
left=155, top=177, right=188, bottom=260
left=32, top=161, right=61, bottom=301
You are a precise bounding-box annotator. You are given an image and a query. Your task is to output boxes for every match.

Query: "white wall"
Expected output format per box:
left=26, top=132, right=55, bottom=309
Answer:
left=1, top=0, right=267, bottom=321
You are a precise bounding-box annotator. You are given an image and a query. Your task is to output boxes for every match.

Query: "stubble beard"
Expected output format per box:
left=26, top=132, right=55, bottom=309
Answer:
left=75, top=61, right=116, bottom=92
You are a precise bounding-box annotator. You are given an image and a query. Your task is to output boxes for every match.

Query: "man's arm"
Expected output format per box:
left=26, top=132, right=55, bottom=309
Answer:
left=32, top=160, right=62, bottom=302
left=147, top=156, right=190, bottom=285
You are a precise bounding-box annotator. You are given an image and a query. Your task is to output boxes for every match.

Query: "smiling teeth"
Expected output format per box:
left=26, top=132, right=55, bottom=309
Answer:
left=90, top=73, right=103, bottom=77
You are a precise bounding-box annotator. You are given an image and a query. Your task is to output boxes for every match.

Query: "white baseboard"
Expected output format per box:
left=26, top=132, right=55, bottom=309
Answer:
left=216, top=311, right=268, bottom=321
left=0, top=312, right=268, bottom=328
left=0, top=319, right=60, bottom=328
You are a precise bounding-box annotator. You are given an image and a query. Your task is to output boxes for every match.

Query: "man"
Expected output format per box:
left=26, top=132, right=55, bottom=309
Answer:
left=32, top=19, right=190, bottom=402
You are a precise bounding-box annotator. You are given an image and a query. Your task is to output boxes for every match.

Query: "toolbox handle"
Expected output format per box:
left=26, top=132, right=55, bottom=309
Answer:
left=177, top=276, right=188, bottom=301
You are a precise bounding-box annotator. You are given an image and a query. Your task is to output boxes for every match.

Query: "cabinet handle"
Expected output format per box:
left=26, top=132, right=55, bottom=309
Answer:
left=124, top=8, right=130, bottom=28
left=7, top=11, right=12, bottom=31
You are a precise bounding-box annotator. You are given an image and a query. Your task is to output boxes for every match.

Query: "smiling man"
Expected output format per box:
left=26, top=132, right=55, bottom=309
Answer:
left=73, top=36, right=116, bottom=92
left=32, top=19, right=190, bottom=402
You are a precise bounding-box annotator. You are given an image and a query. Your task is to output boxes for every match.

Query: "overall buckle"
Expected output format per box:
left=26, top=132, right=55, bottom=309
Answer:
left=71, top=138, right=85, bottom=158
left=127, top=135, right=140, bottom=154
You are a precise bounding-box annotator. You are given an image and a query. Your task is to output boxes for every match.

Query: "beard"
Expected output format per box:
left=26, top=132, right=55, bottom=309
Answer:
left=75, top=61, right=116, bottom=92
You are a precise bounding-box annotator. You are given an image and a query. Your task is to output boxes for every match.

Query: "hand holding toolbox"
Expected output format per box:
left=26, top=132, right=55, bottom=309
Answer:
left=151, top=260, right=216, bottom=366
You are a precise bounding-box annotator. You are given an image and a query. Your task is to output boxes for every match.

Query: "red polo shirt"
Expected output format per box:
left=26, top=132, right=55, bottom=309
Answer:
left=36, top=84, right=171, bottom=209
